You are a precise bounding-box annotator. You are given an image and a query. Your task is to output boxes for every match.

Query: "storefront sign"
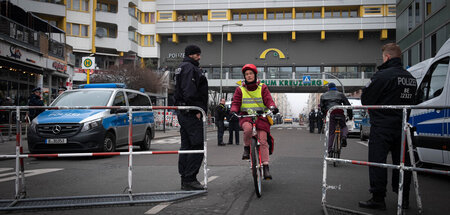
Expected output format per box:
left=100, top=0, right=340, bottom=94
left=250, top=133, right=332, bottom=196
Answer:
left=168, top=53, right=184, bottom=59
left=260, top=79, right=329, bottom=87
left=0, top=41, right=46, bottom=68
left=259, top=48, right=286, bottom=59
left=52, top=61, right=66, bottom=72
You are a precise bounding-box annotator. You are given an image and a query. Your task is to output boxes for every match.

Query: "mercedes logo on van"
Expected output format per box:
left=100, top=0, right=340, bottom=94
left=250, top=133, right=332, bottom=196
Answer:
left=52, top=125, right=62, bottom=134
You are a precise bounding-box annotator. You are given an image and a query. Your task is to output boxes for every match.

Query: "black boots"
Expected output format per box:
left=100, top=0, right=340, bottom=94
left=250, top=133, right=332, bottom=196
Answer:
left=341, top=137, right=347, bottom=147
left=359, top=197, right=386, bottom=210
left=263, top=164, right=272, bottom=180
left=242, top=146, right=250, bottom=160
left=181, top=180, right=204, bottom=191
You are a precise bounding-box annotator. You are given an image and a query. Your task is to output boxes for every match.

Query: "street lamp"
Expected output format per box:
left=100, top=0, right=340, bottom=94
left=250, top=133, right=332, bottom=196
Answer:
left=220, top=23, right=243, bottom=99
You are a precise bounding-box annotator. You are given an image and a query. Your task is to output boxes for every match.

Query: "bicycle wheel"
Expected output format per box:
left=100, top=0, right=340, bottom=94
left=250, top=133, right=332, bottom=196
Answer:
left=251, top=137, right=262, bottom=198
left=332, top=131, right=341, bottom=167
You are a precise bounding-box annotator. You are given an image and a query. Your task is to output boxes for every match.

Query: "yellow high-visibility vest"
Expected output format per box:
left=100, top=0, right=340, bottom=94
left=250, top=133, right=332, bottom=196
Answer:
left=240, top=83, right=267, bottom=113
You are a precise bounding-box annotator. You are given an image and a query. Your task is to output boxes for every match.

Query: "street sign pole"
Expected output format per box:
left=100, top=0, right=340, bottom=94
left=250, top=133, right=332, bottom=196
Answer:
left=87, top=69, right=90, bottom=84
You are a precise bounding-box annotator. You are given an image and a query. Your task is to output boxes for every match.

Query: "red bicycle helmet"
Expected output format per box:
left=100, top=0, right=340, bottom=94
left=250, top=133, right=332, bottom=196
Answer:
left=242, top=64, right=258, bottom=75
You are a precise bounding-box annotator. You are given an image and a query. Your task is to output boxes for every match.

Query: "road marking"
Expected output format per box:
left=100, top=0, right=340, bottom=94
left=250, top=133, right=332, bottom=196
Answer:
left=0, top=168, right=13, bottom=173
left=277, top=128, right=283, bottom=130
left=297, top=128, right=302, bottom=130
left=357, top=141, right=368, bottom=147
left=144, top=202, right=172, bottom=214
left=0, top=168, right=63, bottom=183
left=144, top=176, right=219, bottom=214
left=287, top=128, right=292, bottom=130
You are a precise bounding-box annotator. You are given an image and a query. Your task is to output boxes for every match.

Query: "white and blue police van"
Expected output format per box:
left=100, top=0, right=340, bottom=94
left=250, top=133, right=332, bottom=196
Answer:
left=27, top=83, right=155, bottom=153
left=409, top=38, right=450, bottom=167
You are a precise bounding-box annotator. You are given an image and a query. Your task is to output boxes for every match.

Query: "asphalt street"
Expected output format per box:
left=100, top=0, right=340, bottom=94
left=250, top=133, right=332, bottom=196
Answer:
left=0, top=123, right=449, bottom=215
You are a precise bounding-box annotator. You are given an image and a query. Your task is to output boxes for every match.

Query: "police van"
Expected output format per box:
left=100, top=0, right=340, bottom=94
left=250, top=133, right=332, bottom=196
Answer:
left=27, top=83, right=155, bottom=153
left=409, top=38, right=450, bottom=167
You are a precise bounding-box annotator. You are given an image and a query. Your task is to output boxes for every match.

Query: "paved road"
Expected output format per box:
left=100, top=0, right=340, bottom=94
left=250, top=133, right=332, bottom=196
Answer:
left=0, top=124, right=448, bottom=214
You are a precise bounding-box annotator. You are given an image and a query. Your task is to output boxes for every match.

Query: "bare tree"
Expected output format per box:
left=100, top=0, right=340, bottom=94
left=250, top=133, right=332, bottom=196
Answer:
left=91, top=64, right=162, bottom=93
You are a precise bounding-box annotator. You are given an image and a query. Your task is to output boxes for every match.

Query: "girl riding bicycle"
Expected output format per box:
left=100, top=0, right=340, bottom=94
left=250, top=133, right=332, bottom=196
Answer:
left=230, top=64, right=278, bottom=180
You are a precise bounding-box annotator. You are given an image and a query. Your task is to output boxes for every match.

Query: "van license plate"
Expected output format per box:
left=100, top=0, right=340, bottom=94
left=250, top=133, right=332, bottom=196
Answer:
left=46, top=139, right=67, bottom=144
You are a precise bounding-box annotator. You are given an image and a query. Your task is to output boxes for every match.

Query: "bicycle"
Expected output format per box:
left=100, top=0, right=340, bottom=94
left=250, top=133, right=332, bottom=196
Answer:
left=329, top=116, right=344, bottom=167
left=233, top=109, right=273, bottom=198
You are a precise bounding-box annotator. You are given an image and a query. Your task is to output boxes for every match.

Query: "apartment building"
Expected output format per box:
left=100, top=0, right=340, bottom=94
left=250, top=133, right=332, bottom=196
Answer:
left=0, top=1, right=73, bottom=106
left=17, top=0, right=159, bottom=80
left=156, top=0, right=397, bottom=94
left=397, top=0, right=450, bottom=67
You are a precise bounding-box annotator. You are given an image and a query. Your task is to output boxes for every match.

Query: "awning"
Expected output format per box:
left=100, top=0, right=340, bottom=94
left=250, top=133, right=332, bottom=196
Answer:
left=0, top=56, right=44, bottom=73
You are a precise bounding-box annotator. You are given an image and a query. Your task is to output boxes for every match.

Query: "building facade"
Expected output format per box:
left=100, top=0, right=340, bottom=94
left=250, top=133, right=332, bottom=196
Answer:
left=17, top=0, right=159, bottom=82
left=0, top=1, right=73, bottom=107
left=397, top=0, right=450, bottom=67
left=156, top=0, right=397, bottom=93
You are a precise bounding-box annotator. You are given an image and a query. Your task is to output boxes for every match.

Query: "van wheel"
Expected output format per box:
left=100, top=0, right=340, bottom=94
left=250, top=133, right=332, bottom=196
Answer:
left=103, top=132, right=116, bottom=152
left=140, top=129, right=152, bottom=151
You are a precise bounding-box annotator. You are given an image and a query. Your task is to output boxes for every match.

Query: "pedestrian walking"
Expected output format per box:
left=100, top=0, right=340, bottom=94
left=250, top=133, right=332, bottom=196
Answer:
left=227, top=99, right=240, bottom=145
left=28, top=87, right=44, bottom=120
left=215, top=98, right=227, bottom=146
left=316, top=108, right=324, bottom=134
left=320, top=82, right=353, bottom=154
left=174, top=45, right=208, bottom=191
left=308, top=109, right=316, bottom=133
left=359, top=43, right=417, bottom=210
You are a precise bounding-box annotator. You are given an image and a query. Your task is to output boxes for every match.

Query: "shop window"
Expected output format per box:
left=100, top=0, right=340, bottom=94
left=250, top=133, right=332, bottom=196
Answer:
left=266, top=67, right=292, bottom=79
left=417, top=57, right=449, bottom=103
left=210, top=68, right=228, bottom=79
left=230, top=67, right=242, bottom=79
left=67, top=0, right=89, bottom=12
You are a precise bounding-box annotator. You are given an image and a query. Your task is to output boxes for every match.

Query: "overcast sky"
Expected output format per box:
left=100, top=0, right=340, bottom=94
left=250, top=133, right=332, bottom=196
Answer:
left=286, top=93, right=310, bottom=116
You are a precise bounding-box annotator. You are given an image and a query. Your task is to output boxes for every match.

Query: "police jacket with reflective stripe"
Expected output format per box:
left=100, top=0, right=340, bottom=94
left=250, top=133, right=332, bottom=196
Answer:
left=174, top=57, right=209, bottom=113
left=361, top=58, right=417, bottom=129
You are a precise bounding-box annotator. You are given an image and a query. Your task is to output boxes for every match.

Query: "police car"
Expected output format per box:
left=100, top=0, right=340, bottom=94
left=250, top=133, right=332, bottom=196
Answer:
left=27, top=83, right=155, bottom=153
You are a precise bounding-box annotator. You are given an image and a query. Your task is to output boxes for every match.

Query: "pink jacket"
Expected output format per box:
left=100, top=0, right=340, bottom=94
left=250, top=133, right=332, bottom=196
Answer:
left=231, top=81, right=276, bottom=133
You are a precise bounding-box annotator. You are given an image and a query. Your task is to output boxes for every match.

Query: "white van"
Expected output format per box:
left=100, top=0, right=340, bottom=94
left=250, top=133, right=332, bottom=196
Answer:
left=408, top=38, right=450, bottom=167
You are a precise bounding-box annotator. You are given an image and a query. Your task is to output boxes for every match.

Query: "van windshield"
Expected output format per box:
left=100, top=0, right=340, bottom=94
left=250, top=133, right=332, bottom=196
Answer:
left=51, top=90, right=113, bottom=107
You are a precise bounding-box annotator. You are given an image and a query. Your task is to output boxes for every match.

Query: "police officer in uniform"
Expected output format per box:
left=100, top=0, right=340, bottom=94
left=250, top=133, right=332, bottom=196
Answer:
left=316, top=107, right=324, bottom=134
left=308, top=109, right=316, bottom=133
left=28, top=87, right=44, bottom=120
left=215, top=98, right=227, bottom=146
left=359, top=43, right=417, bottom=210
left=174, top=45, right=208, bottom=191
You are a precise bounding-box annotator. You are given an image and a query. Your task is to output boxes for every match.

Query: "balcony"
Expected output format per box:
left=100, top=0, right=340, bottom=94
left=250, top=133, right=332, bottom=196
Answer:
left=0, top=15, right=40, bottom=52
left=96, top=11, right=118, bottom=24
left=17, top=0, right=66, bottom=17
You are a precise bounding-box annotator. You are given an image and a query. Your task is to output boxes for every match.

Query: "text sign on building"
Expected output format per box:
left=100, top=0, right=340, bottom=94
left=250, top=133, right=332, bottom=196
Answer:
left=82, top=57, right=95, bottom=69
left=260, top=79, right=329, bottom=87
left=302, top=76, right=311, bottom=84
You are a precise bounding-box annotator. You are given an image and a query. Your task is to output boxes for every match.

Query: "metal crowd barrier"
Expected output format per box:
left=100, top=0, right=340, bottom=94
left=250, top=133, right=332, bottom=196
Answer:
left=322, top=105, right=450, bottom=215
left=0, top=105, right=208, bottom=211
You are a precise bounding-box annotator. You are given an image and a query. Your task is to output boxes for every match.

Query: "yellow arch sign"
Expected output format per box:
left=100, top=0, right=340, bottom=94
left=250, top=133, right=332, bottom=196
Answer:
left=259, top=48, right=286, bottom=59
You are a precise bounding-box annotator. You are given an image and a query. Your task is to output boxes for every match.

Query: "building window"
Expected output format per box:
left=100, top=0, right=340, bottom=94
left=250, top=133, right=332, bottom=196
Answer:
left=97, top=1, right=117, bottom=13
left=387, top=5, right=396, bottom=16
left=362, top=6, right=383, bottom=16
left=210, top=68, right=228, bottom=79
left=426, top=0, right=445, bottom=17
left=210, top=10, right=228, bottom=20
left=67, top=0, right=89, bottom=12
left=141, top=35, right=155, bottom=47
left=96, top=22, right=117, bottom=38
left=266, top=67, right=292, bottom=79
left=415, top=0, right=422, bottom=24
left=230, top=67, right=242, bottom=79
left=66, top=23, right=89, bottom=37
left=142, top=12, right=156, bottom=23
left=177, top=11, right=207, bottom=22
left=295, top=67, right=321, bottom=79
left=158, top=12, right=173, bottom=21
left=232, top=10, right=264, bottom=20
left=324, top=66, right=361, bottom=79
left=361, top=66, right=375, bottom=79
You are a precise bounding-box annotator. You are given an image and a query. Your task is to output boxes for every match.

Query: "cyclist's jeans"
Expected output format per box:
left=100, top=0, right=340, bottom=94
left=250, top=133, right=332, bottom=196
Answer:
left=242, top=122, right=269, bottom=163
left=328, top=114, right=348, bottom=151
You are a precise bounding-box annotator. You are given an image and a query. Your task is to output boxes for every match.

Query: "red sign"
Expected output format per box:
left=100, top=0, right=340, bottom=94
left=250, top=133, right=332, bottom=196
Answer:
left=52, top=61, right=66, bottom=72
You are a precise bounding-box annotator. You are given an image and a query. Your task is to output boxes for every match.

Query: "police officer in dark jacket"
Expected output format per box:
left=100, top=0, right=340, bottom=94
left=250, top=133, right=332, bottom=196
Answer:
left=359, top=43, right=417, bottom=210
left=316, top=107, right=324, bottom=134
left=227, top=99, right=240, bottom=145
left=28, top=87, right=44, bottom=120
left=174, top=45, right=208, bottom=191
left=215, top=98, right=226, bottom=146
left=308, top=110, right=316, bottom=133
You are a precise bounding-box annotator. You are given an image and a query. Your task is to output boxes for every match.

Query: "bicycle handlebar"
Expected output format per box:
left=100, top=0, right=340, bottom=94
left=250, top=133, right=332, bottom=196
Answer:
left=233, top=109, right=273, bottom=118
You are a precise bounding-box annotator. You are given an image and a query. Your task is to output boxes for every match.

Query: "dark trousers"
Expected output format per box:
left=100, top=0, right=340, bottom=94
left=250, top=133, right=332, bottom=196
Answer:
left=369, top=126, right=411, bottom=199
left=216, top=120, right=225, bottom=144
left=228, top=121, right=240, bottom=144
left=309, top=120, right=315, bottom=133
left=178, top=112, right=204, bottom=183
left=317, top=119, right=324, bottom=134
